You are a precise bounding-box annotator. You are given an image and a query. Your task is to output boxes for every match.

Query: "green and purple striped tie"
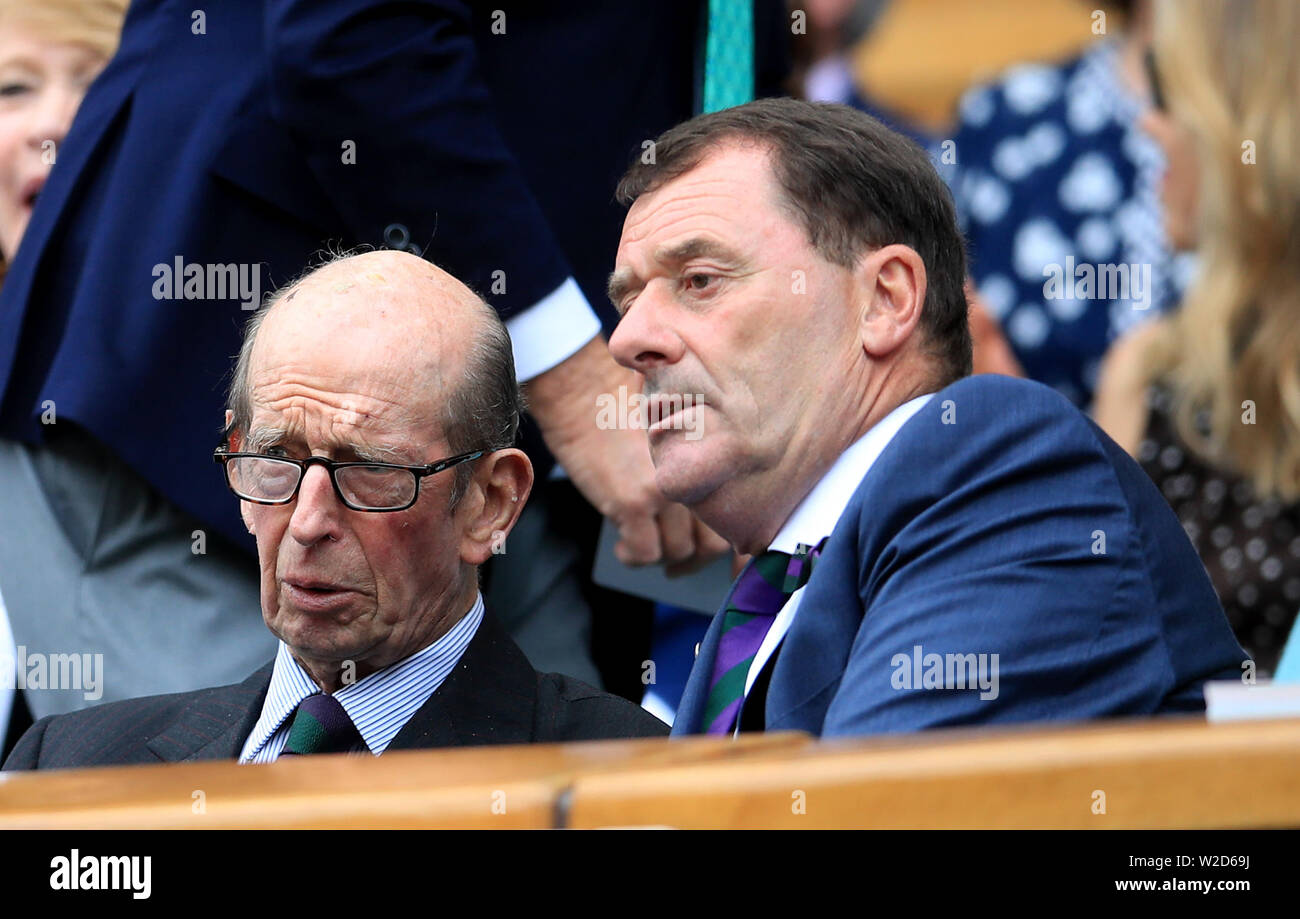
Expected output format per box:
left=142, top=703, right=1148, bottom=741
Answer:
left=702, top=539, right=825, bottom=735
left=279, top=693, right=363, bottom=757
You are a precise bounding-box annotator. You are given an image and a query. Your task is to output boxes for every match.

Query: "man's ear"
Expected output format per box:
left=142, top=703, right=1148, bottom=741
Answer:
left=856, top=244, right=927, bottom=359
left=459, top=448, right=534, bottom=565
left=223, top=410, right=255, bottom=534
left=223, top=410, right=241, bottom=450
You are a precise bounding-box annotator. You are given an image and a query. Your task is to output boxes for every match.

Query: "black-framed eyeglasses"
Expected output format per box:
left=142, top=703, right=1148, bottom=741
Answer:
left=213, top=448, right=484, bottom=512
left=1144, top=46, right=1167, bottom=113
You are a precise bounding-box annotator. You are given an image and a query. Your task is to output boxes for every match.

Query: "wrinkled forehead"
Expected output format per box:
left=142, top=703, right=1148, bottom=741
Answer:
left=246, top=284, right=456, bottom=453
left=618, top=145, right=787, bottom=250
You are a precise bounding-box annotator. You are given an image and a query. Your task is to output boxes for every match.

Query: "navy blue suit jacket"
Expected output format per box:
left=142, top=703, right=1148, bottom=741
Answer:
left=0, top=0, right=788, bottom=550
left=673, top=375, right=1247, bottom=737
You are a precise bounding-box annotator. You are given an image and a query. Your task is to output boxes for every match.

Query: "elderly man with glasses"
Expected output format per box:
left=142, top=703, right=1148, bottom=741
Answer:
left=3, top=250, right=667, bottom=770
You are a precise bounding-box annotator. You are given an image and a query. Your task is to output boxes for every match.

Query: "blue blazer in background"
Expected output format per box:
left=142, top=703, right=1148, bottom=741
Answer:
left=674, top=374, right=1247, bottom=737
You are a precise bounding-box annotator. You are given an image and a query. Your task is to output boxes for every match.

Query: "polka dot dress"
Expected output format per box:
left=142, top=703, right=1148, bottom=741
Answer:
left=939, top=39, right=1197, bottom=408
left=1138, top=384, right=1300, bottom=675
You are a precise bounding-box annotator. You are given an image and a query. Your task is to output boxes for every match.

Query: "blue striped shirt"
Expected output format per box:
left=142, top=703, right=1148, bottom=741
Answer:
left=239, top=594, right=484, bottom=763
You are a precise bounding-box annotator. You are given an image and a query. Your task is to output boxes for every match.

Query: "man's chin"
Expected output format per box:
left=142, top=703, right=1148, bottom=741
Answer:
left=279, top=632, right=374, bottom=682
left=267, top=602, right=371, bottom=657
left=652, top=453, right=723, bottom=508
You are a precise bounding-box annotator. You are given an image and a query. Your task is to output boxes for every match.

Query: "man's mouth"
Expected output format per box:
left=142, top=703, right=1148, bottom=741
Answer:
left=647, top=394, right=700, bottom=420
left=646, top=393, right=705, bottom=436
left=283, top=578, right=359, bottom=612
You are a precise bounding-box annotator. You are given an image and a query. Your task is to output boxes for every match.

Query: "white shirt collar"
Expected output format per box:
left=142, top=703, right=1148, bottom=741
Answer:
left=768, top=393, right=935, bottom=554
left=239, top=593, right=484, bottom=762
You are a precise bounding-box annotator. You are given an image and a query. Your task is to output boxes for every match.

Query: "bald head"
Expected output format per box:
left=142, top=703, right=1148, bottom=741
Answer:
left=266, top=248, right=489, bottom=357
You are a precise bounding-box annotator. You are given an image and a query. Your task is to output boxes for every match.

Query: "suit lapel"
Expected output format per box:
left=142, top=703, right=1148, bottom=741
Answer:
left=670, top=576, right=739, bottom=736
left=764, top=588, right=854, bottom=732
left=145, top=663, right=274, bottom=762
left=387, top=612, right=537, bottom=750
left=765, top=508, right=870, bottom=733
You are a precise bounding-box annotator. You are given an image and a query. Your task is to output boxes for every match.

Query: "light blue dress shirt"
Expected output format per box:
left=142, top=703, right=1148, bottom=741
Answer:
left=239, top=593, right=484, bottom=763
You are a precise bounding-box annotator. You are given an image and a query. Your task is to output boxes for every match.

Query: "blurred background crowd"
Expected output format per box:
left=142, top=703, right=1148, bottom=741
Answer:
left=0, top=0, right=1296, bottom=761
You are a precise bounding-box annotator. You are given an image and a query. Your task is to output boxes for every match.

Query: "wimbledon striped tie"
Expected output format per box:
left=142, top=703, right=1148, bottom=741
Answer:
left=278, top=693, right=363, bottom=757
left=702, top=540, right=825, bottom=735
left=702, top=0, right=755, bottom=113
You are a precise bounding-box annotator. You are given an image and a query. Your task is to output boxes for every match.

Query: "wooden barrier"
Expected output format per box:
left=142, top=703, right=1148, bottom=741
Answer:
left=566, top=716, right=1300, bottom=829
left=0, top=732, right=808, bottom=829
left=2, top=717, right=1297, bottom=829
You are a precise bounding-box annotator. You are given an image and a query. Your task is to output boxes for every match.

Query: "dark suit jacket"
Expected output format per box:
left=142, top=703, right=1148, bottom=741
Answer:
left=3, top=613, right=667, bottom=770
left=0, top=0, right=789, bottom=551
left=673, top=375, right=1248, bottom=737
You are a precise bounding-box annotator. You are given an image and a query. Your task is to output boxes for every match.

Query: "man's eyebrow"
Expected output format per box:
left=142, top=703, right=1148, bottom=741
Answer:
left=608, top=238, right=739, bottom=311
left=350, top=442, right=410, bottom=464
left=242, top=426, right=412, bottom=463
left=607, top=268, right=637, bottom=312
left=243, top=426, right=288, bottom=452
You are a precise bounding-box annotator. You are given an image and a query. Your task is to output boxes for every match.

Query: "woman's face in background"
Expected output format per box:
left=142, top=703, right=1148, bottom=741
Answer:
left=0, top=26, right=106, bottom=261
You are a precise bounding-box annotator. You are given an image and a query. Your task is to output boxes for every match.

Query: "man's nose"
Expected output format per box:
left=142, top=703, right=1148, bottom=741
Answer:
left=288, top=465, right=346, bottom=546
left=608, top=283, right=686, bottom=373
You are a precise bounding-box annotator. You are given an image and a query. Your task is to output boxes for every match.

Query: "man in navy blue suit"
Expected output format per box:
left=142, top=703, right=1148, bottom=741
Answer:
left=607, top=98, right=1247, bottom=737
left=0, top=1, right=789, bottom=732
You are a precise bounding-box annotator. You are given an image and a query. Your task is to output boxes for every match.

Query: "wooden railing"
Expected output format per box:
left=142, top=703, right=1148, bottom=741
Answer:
left=2, top=717, right=1297, bottom=829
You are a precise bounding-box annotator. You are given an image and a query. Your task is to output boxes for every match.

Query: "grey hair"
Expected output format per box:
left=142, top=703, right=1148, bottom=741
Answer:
left=442, top=300, right=524, bottom=505
left=223, top=254, right=523, bottom=508
left=225, top=304, right=272, bottom=442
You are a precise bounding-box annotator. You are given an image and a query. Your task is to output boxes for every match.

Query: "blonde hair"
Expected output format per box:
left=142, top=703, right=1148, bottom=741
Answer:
left=1142, top=0, right=1300, bottom=500
left=0, top=0, right=128, bottom=61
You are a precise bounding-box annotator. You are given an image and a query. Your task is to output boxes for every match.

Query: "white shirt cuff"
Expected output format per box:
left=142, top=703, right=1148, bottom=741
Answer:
left=505, top=277, right=603, bottom=382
